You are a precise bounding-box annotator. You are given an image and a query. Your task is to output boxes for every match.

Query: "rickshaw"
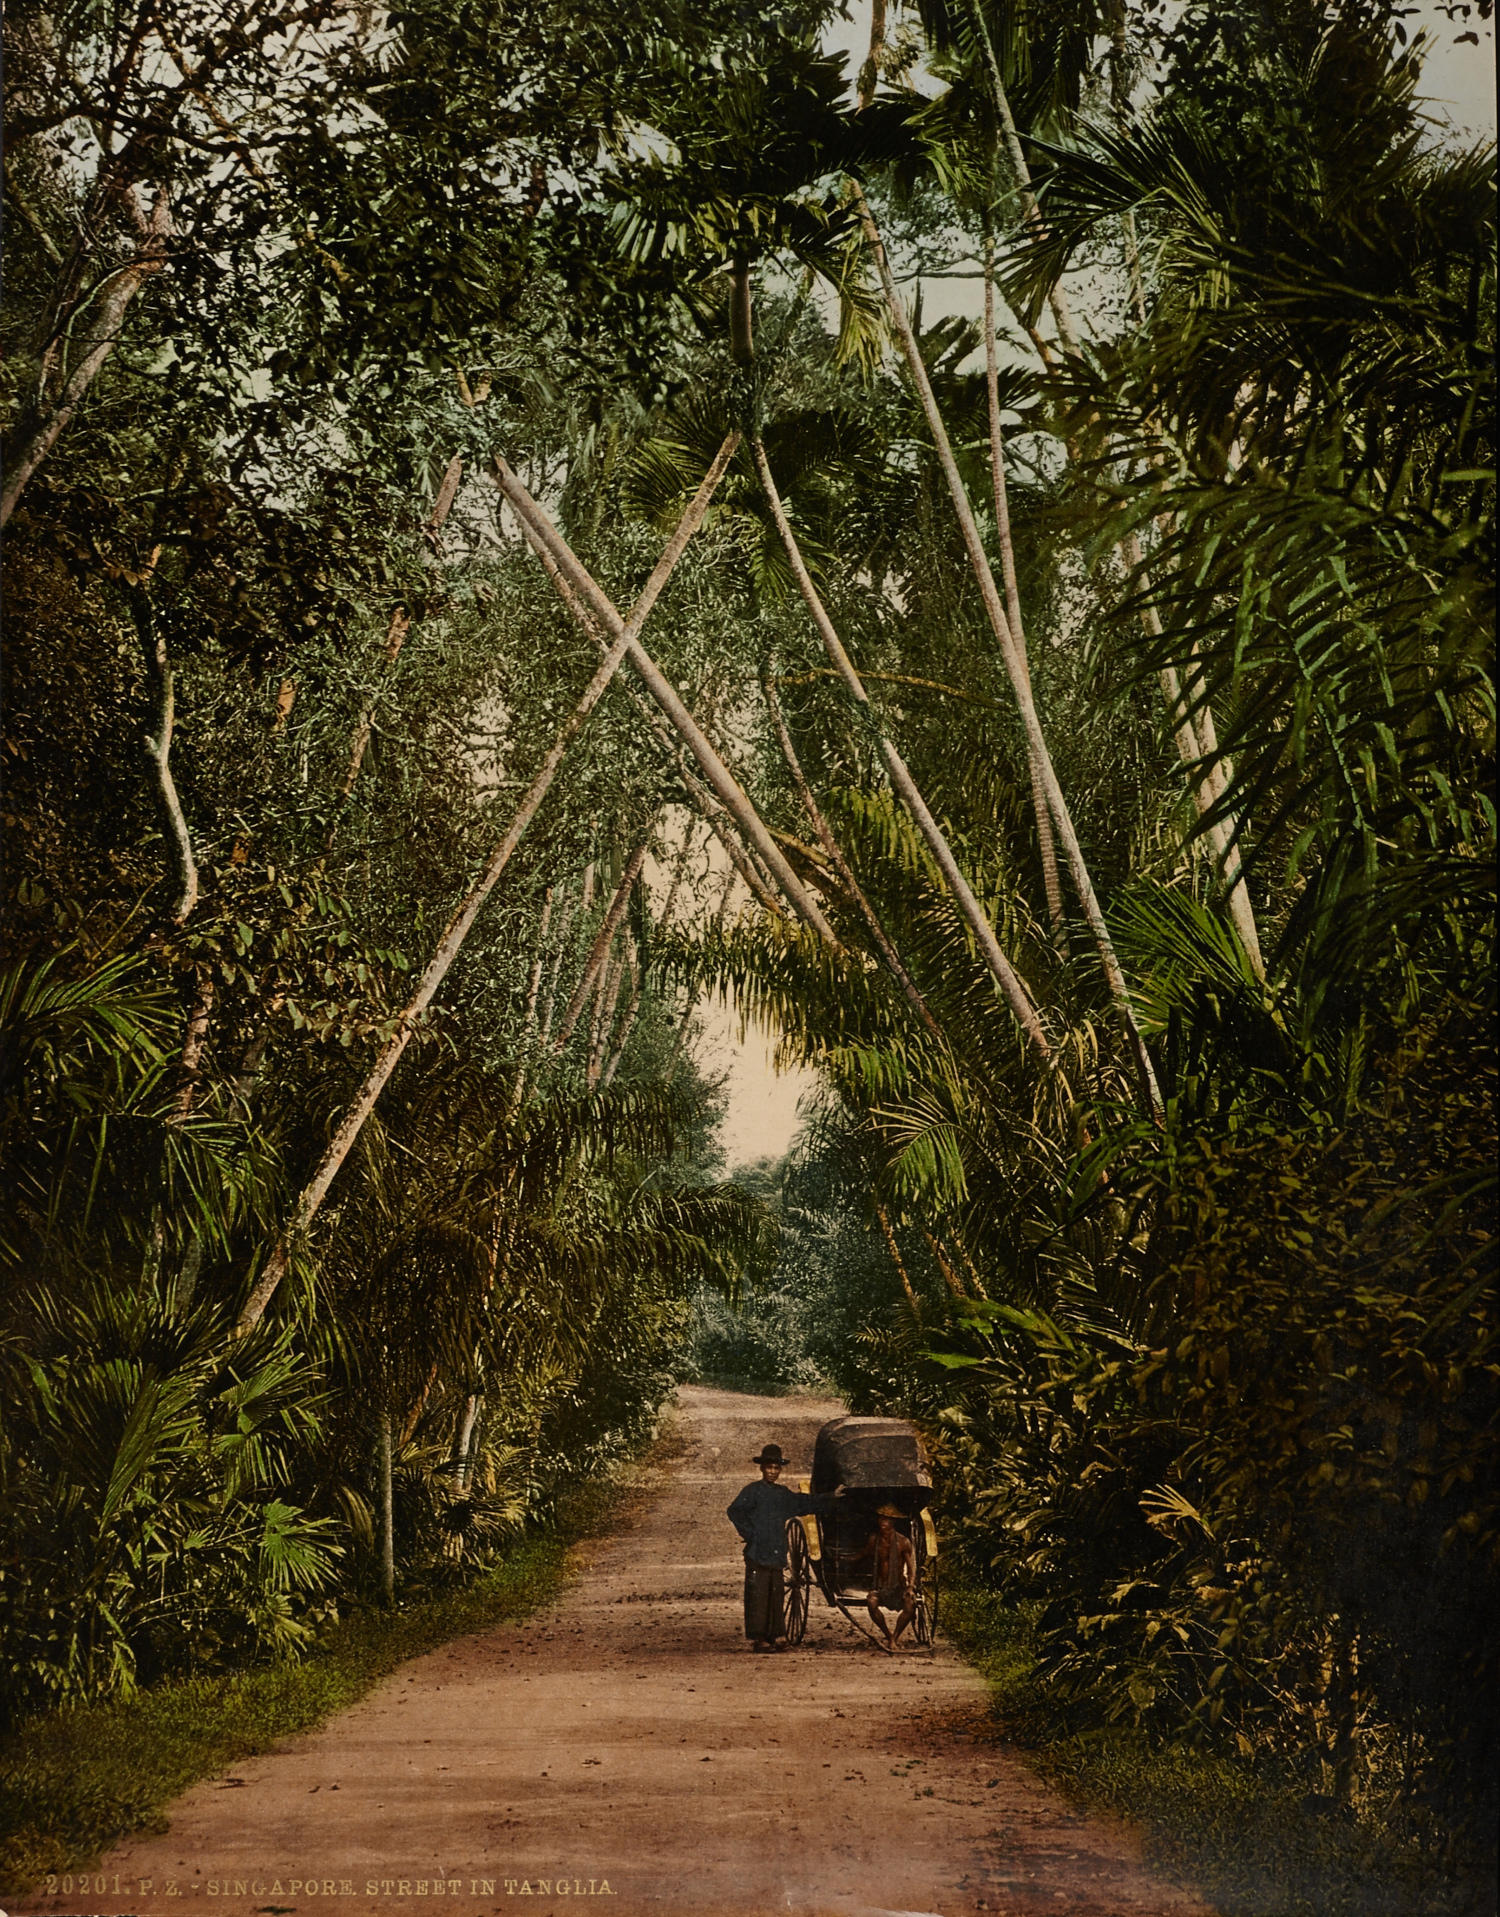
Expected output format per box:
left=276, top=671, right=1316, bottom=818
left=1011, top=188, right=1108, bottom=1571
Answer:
left=784, top=1415, right=939, bottom=1648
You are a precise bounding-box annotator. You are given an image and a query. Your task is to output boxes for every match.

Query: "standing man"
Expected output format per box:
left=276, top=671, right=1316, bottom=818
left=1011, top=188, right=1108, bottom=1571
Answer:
left=726, top=1442, right=838, bottom=1652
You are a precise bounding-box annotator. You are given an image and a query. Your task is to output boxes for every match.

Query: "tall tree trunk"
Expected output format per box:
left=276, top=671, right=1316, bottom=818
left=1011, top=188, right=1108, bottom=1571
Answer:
left=492, top=453, right=840, bottom=948
left=551, top=833, right=653, bottom=1055
left=751, top=441, right=1050, bottom=1060
left=236, top=442, right=734, bottom=1334
left=729, top=255, right=755, bottom=366
left=875, top=1201, right=919, bottom=1309
left=857, top=0, right=888, bottom=109
left=453, top=1391, right=483, bottom=1490
left=378, top=1410, right=396, bottom=1606
left=983, top=228, right=1065, bottom=935
left=1, top=190, right=172, bottom=527
left=975, top=49, right=1263, bottom=976
left=170, top=967, right=215, bottom=1123
left=856, top=196, right=1161, bottom=1112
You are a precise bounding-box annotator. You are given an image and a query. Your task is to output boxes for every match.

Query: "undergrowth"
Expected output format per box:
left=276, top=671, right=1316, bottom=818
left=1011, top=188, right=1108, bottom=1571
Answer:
left=0, top=1473, right=630, bottom=1895
left=943, top=1578, right=1497, bottom=1917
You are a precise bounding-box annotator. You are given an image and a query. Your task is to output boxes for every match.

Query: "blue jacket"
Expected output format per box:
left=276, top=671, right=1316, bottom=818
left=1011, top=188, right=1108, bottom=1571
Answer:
left=727, top=1478, right=836, bottom=1568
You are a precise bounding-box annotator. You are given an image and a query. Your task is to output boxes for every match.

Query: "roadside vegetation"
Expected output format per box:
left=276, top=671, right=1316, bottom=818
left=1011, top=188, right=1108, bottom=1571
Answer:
left=943, top=1579, right=1482, bottom=1917
left=3, top=0, right=1493, bottom=1911
left=0, top=1459, right=645, bottom=1890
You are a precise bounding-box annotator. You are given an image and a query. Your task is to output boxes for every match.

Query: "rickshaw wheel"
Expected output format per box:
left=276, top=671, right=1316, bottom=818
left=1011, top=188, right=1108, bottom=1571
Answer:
left=915, top=1561, right=939, bottom=1644
left=912, top=1516, right=938, bottom=1645
left=785, top=1520, right=812, bottom=1644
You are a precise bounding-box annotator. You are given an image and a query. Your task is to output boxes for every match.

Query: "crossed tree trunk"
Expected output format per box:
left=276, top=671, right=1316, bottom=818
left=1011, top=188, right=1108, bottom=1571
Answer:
left=491, top=455, right=839, bottom=947
left=964, top=36, right=1264, bottom=977
left=855, top=190, right=1162, bottom=1115
left=751, top=441, right=1050, bottom=1062
left=236, top=435, right=739, bottom=1333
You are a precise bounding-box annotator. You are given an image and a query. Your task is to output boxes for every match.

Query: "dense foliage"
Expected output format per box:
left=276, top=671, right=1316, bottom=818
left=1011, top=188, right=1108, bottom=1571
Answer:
left=2, top=0, right=1494, bottom=1895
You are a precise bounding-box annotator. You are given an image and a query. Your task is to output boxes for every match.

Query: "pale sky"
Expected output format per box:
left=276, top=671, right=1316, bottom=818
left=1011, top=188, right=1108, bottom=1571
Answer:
left=642, top=826, right=821, bottom=1170
left=830, top=0, right=1495, bottom=141
left=692, top=993, right=819, bottom=1169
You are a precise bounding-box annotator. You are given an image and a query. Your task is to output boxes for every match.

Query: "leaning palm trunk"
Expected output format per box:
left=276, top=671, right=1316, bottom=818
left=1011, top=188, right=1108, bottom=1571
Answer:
left=751, top=441, right=1050, bottom=1062
left=492, top=453, right=838, bottom=947
left=856, top=195, right=1159, bottom=1110
left=530, top=540, right=793, bottom=922
left=983, top=231, right=1065, bottom=935
left=875, top=1200, right=919, bottom=1309
left=552, top=833, right=653, bottom=1055
left=969, top=50, right=1264, bottom=974
left=235, top=442, right=735, bottom=1334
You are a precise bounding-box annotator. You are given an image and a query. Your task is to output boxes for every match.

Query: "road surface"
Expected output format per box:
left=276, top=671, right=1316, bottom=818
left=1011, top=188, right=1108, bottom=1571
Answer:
left=16, top=1386, right=1213, bottom=1917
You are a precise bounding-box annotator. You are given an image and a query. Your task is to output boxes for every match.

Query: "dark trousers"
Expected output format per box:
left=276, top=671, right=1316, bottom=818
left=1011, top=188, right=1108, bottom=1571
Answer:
left=743, top=1560, right=785, bottom=1641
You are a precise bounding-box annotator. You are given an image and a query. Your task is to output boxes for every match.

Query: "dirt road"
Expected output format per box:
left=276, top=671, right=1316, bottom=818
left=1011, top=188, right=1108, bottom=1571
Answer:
left=17, top=1387, right=1213, bottom=1917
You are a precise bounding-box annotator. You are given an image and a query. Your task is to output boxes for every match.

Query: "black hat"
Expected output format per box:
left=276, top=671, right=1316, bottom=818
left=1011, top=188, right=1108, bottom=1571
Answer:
left=752, top=1444, right=787, bottom=1467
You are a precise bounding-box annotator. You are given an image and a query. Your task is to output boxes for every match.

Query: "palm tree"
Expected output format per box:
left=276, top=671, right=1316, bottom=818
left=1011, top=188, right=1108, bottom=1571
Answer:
left=994, top=14, right=1494, bottom=1020
left=605, top=41, right=1072, bottom=1063
left=894, top=0, right=1267, bottom=975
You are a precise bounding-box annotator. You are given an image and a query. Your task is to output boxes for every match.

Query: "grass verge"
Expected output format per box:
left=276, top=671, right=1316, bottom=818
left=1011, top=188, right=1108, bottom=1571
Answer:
left=943, top=1577, right=1494, bottom=1917
left=0, top=1470, right=636, bottom=1896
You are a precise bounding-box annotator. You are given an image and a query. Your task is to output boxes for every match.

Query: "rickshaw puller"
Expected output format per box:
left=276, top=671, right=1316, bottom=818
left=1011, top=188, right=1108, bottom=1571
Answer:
left=727, top=1443, right=840, bottom=1652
